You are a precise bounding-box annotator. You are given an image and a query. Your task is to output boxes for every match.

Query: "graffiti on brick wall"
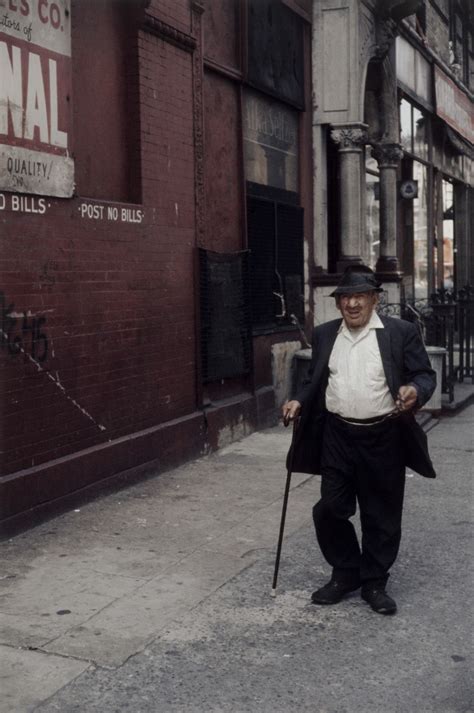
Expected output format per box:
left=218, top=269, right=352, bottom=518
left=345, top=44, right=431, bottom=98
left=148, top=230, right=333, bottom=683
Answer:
left=0, top=288, right=107, bottom=433
left=0, top=290, right=48, bottom=362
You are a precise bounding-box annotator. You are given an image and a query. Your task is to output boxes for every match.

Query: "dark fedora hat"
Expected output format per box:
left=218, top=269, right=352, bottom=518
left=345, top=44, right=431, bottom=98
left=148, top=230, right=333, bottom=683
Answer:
left=330, top=265, right=382, bottom=296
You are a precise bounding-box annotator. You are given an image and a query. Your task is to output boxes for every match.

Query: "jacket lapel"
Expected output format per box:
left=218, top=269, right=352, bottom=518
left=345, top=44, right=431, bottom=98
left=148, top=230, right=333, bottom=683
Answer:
left=310, top=320, right=341, bottom=387
left=376, top=319, right=395, bottom=397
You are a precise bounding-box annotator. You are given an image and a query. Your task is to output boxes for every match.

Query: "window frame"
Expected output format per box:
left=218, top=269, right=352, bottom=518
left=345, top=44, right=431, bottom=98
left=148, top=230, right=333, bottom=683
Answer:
left=398, top=93, right=432, bottom=166
left=449, top=0, right=474, bottom=89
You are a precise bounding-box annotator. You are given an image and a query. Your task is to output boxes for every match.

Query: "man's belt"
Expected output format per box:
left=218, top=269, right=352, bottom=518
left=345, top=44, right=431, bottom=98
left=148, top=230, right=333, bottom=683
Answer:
left=330, top=411, right=400, bottom=426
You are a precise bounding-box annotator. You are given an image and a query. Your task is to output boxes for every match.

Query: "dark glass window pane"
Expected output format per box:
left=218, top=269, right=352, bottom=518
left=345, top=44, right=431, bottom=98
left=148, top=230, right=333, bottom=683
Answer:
left=276, top=204, right=305, bottom=323
left=247, top=195, right=304, bottom=328
left=413, top=107, right=428, bottom=160
left=247, top=0, right=304, bottom=107
left=247, top=197, right=278, bottom=326
left=400, top=99, right=413, bottom=153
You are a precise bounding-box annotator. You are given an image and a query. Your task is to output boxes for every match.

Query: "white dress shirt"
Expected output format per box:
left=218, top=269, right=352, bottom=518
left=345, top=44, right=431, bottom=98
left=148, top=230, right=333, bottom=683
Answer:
left=325, top=311, right=396, bottom=419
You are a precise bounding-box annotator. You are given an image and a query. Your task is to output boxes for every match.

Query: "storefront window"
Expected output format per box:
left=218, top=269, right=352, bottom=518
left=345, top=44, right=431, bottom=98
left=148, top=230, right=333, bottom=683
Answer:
left=243, top=89, right=304, bottom=331
left=433, top=129, right=465, bottom=182
left=400, top=99, right=412, bottom=153
left=432, top=116, right=469, bottom=185
left=442, top=180, right=455, bottom=289
left=464, top=157, right=474, bottom=186
left=365, top=147, right=379, bottom=269
left=399, top=66, right=472, bottom=301
left=413, top=107, right=429, bottom=161
left=400, top=98, right=429, bottom=160
left=413, top=161, right=428, bottom=298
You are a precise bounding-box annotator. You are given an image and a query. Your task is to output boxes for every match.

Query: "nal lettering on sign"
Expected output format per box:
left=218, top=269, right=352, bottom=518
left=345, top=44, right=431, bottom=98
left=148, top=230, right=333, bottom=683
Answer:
left=0, top=0, right=74, bottom=197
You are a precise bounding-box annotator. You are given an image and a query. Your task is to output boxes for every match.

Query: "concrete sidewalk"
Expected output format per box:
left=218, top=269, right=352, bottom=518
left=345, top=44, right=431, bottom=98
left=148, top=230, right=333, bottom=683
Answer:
left=1, top=407, right=473, bottom=712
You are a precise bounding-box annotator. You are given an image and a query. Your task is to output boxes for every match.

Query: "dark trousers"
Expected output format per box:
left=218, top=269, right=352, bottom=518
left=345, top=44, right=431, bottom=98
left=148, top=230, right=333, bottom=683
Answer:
left=313, top=412, right=406, bottom=585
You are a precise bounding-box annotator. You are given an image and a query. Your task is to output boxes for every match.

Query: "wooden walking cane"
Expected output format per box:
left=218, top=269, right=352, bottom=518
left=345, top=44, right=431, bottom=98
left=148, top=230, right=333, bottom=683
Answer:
left=270, top=417, right=298, bottom=598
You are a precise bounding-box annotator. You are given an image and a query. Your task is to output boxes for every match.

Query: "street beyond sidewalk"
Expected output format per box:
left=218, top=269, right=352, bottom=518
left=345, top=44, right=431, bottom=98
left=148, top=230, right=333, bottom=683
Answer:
left=1, top=406, right=472, bottom=713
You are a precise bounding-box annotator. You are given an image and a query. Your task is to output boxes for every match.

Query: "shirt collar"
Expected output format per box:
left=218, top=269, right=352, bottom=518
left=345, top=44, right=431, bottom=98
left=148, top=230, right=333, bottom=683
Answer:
left=339, top=309, right=384, bottom=340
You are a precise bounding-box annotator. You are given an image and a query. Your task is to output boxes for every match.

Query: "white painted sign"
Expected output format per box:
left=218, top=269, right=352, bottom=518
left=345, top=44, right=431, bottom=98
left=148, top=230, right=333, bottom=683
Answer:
left=0, top=0, right=74, bottom=197
left=0, top=190, right=49, bottom=212
left=78, top=201, right=145, bottom=224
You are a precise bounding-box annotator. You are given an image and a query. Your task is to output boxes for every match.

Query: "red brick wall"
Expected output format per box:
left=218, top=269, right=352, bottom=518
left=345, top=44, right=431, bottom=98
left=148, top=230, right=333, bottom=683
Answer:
left=0, top=3, right=198, bottom=482
left=0, top=0, right=312, bottom=527
left=147, top=0, right=192, bottom=35
left=203, top=71, right=243, bottom=253
left=72, top=1, right=134, bottom=201
left=203, top=0, right=240, bottom=70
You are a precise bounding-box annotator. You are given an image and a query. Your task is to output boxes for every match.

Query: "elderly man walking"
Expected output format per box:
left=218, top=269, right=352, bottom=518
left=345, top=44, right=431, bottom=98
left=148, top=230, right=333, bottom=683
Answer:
left=282, top=265, right=436, bottom=615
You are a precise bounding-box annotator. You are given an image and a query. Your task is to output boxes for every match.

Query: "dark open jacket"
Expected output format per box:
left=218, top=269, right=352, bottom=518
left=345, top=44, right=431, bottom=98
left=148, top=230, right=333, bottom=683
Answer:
left=288, top=315, right=437, bottom=478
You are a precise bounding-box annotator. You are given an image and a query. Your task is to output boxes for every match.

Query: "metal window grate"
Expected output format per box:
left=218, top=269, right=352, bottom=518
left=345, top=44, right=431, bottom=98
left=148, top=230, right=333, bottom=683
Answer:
left=199, top=248, right=252, bottom=383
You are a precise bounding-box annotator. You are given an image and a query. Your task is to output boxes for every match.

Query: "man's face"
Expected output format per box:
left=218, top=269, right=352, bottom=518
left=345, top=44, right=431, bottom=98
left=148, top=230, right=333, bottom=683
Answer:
left=336, top=291, right=378, bottom=329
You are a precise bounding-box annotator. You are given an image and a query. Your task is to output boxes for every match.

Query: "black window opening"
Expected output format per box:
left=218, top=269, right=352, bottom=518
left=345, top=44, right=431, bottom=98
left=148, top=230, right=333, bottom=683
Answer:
left=327, top=133, right=341, bottom=273
left=450, top=0, right=474, bottom=89
left=247, top=0, right=305, bottom=109
left=199, top=249, right=252, bottom=383
left=247, top=193, right=304, bottom=331
left=415, top=2, right=427, bottom=36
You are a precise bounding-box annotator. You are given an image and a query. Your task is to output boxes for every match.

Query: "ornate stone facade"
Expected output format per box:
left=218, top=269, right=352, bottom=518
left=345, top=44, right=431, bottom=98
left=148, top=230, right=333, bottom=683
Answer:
left=371, top=142, right=404, bottom=168
left=191, top=2, right=205, bottom=248
left=331, top=124, right=369, bottom=151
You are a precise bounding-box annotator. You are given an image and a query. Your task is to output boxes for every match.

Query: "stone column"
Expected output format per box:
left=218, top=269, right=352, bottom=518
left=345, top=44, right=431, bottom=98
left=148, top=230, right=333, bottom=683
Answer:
left=371, top=142, right=403, bottom=274
left=330, top=123, right=368, bottom=272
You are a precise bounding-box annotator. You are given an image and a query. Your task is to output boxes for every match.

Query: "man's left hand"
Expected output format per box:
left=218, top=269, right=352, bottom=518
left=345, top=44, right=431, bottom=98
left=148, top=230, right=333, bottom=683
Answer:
left=395, top=384, right=418, bottom=412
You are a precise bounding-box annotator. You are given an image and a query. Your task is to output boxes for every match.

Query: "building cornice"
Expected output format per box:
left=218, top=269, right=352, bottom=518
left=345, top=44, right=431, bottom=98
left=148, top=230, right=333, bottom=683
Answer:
left=142, top=14, right=197, bottom=53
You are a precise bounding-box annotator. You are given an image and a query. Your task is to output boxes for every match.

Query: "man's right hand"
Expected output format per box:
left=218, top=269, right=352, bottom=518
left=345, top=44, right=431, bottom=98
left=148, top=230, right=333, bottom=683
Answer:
left=282, top=400, right=302, bottom=427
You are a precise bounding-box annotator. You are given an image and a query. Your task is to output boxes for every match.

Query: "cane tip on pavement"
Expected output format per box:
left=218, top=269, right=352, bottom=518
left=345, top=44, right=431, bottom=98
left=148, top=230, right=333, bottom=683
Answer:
left=270, top=588, right=277, bottom=598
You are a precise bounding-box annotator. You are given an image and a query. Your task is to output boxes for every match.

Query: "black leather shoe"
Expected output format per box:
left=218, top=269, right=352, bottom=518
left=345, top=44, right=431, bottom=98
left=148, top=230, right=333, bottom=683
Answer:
left=311, top=578, right=360, bottom=605
left=361, top=587, right=397, bottom=615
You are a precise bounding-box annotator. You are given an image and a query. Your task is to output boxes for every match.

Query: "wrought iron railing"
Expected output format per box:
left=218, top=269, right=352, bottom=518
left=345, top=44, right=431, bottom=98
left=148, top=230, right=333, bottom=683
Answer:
left=457, top=284, right=474, bottom=384
left=428, top=289, right=456, bottom=402
left=378, top=284, right=473, bottom=404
